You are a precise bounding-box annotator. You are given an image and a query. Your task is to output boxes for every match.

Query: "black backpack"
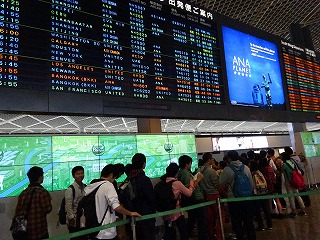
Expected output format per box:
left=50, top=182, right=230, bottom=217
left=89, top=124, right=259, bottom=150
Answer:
left=58, top=185, right=75, bottom=225
left=76, top=182, right=110, bottom=239
left=154, top=180, right=177, bottom=212
left=118, top=178, right=138, bottom=211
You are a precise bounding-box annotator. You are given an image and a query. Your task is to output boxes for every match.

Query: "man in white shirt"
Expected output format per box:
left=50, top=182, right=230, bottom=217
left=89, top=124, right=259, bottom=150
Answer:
left=84, top=164, right=141, bottom=240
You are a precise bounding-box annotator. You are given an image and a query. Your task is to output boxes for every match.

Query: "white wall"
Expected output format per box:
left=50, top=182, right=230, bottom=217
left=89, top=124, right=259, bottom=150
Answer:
left=267, top=135, right=291, bottom=148
left=195, top=137, right=213, bottom=153
left=303, top=156, right=320, bottom=186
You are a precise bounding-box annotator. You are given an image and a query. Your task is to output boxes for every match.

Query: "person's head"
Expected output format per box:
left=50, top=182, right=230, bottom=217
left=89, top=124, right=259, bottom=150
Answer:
left=166, top=163, right=180, bottom=178
left=267, top=148, right=275, bottom=158
left=27, top=166, right=44, bottom=184
left=250, top=160, right=260, bottom=172
left=202, top=152, right=213, bottom=165
left=284, top=147, right=294, bottom=156
left=223, top=155, right=229, bottom=163
left=259, top=157, right=269, bottom=168
left=240, top=153, right=248, bottom=159
left=178, top=155, right=192, bottom=170
left=280, top=152, right=291, bottom=162
left=254, top=153, right=261, bottom=162
left=101, top=164, right=115, bottom=182
left=198, top=158, right=204, bottom=168
left=72, top=166, right=84, bottom=183
left=274, top=157, right=283, bottom=168
left=113, top=163, right=125, bottom=179
left=124, top=164, right=133, bottom=177
left=247, top=150, right=255, bottom=160
left=212, top=158, right=219, bottom=169
left=132, top=153, right=146, bottom=169
left=227, top=150, right=239, bottom=161
left=260, top=150, right=267, bottom=158
left=219, top=161, right=227, bottom=169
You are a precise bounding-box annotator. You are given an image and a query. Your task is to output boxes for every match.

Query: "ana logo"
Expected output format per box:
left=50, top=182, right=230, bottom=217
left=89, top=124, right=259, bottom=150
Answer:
left=92, top=143, right=105, bottom=156
left=164, top=142, right=173, bottom=153
left=232, top=56, right=251, bottom=77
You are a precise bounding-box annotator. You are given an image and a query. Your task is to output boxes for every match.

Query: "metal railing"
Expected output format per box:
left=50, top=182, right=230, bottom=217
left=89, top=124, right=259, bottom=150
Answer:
left=46, top=189, right=320, bottom=240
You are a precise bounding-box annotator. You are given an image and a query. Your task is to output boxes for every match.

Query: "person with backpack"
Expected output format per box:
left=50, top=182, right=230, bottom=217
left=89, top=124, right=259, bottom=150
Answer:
left=219, top=150, right=256, bottom=240
left=64, top=166, right=86, bottom=239
left=83, top=164, right=141, bottom=240
left=126, top=153, right=157, bottom=240
left=177, top=155, right=206, bottom=240
left=161, top=162, right=203, bottom=240
left=284, top=147, right=304, bottom=174
left=280, top=152, right=307, bottom=217
left=199, top=152, right=223, bottom=240
left=250, top=159, right=272, bottom=231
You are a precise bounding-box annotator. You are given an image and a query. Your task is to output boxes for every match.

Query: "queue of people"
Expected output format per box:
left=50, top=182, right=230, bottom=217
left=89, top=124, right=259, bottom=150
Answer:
left=12, top=147, right=309, bottom=240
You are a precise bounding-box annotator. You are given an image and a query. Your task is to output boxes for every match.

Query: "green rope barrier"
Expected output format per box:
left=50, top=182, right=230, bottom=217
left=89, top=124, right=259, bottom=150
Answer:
left=220, top=189, right=320, bottom=203
left=46, top=189, right=320, bottom=240
left=47, top=219, right=129, bottom=240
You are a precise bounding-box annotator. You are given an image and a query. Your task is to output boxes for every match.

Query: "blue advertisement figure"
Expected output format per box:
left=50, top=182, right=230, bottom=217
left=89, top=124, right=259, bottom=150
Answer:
left=252, top=84, right=264, bottom=106
left=261, top=73, right=273, bottom=108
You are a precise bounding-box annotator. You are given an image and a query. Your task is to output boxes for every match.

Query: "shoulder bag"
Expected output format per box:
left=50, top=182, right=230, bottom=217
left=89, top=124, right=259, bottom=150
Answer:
left=10, top=188, right=36, bottom=240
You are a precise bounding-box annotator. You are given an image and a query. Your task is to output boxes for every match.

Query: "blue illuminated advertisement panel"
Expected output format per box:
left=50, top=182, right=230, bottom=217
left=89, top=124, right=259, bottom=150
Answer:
left=222, top=26, right=285, bottom=109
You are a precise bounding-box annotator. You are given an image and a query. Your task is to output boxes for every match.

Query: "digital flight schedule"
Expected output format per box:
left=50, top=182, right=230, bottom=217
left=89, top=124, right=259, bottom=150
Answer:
left=281, top=40, right=320, bottom=112
left=0, top=0, right=224, bottom=105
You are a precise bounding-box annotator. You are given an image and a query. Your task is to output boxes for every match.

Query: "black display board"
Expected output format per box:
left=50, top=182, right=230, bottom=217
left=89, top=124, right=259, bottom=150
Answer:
left=0, top=0, right=229, bottom=119
left=281, top=40, right=320, bottom=113
left=1, top=0, right=320, bottom=122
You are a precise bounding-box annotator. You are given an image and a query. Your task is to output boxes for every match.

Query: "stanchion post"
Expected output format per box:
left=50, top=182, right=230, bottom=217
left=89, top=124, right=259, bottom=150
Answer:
left=217, top=198, right=225, bottom=240
left=131, top=217, right=137, bottom=240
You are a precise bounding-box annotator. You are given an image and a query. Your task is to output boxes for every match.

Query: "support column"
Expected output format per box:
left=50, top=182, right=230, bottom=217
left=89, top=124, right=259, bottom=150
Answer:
left=137, top=118, right=162, bottom=133
left=287, top=122, right=317, bottom=187
left=287, top=122, right=306, bottom=152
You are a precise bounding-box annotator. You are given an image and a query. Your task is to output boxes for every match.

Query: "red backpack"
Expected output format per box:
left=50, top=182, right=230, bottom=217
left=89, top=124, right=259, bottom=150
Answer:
left=286, top=160, right=305, bottom=190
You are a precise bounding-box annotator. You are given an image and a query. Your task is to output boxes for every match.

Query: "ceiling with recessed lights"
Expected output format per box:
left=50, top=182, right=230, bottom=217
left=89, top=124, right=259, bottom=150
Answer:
left=0, top=113, right=319, bottom=135
left=188, top=0, right=320, bottom=52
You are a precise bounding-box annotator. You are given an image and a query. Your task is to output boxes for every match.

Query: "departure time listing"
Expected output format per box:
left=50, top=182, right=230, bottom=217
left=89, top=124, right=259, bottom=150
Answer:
left=0, top=0, right=224, bottom=105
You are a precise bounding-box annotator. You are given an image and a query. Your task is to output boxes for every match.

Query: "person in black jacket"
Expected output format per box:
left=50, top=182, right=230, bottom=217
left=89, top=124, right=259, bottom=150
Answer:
left=127, top=153, right=156, bottom=240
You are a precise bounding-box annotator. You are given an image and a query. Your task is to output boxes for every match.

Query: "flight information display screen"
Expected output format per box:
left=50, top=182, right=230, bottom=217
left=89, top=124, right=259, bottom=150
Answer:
left=0, top=0, right=224, bottom=105
left=281, top=40, right=320, bottom=112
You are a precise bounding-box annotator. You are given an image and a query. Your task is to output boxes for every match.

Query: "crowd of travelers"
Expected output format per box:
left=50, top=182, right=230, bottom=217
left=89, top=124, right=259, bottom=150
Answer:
left=12, top=147, right=310, bottom=240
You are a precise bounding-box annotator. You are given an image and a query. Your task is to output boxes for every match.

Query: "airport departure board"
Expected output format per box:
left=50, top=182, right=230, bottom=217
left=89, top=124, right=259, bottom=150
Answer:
left=281, top=40, right=320, bottom=112
left=0, top=0, right=224, bottom=105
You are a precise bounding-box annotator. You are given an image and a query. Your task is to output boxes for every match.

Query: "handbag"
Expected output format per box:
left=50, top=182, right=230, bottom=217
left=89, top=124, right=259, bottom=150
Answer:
left=10, top=189, right=36, bottom=240
left=10, top=215, right=28, bottom=240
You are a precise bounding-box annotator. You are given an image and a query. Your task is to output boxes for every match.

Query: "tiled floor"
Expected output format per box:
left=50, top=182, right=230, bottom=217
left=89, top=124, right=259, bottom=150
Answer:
left=156, top=194, right=320, bottom=240
left=250, top=195, right=320, bottom=240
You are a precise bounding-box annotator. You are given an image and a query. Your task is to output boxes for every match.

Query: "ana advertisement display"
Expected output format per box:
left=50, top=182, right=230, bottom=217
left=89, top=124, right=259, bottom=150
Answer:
left=222, top=26, right=285, bottom=109
left=0, top=134, right=196, bottom=198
